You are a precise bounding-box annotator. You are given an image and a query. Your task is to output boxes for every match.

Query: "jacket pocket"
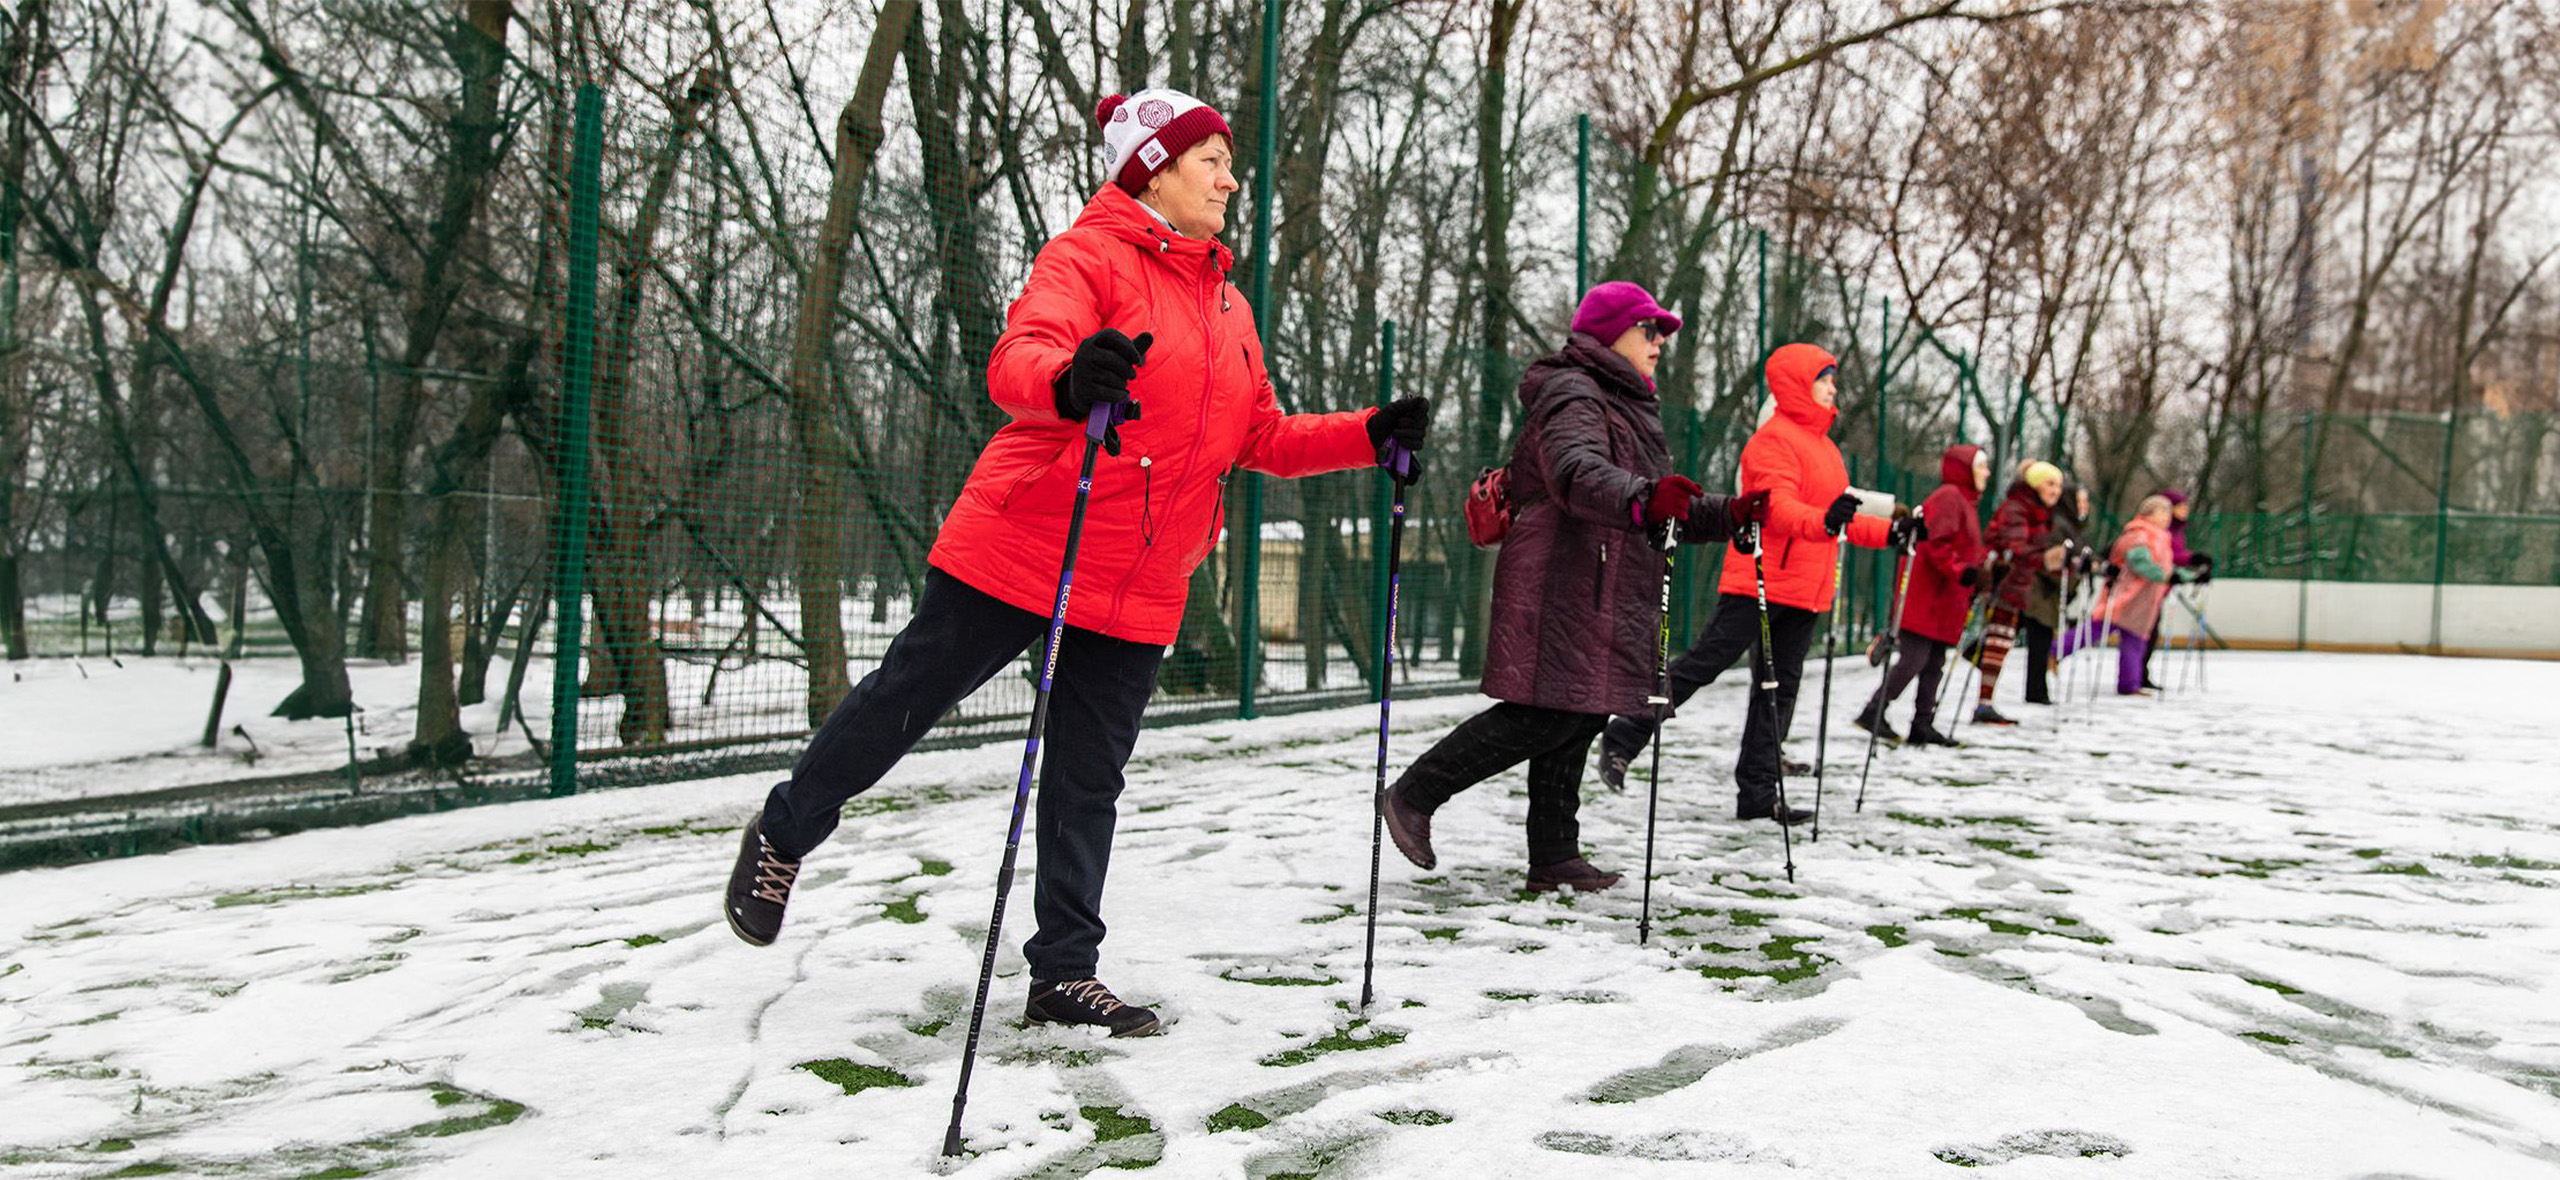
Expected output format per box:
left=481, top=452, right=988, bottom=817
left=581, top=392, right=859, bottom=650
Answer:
left=1188, top=470, right=1231, bottom=565
left=1000, top=439, right=1075, bottom=511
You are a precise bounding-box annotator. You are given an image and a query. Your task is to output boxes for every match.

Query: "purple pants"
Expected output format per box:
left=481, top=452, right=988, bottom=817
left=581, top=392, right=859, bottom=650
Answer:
left=2057, top=622, right=2151, bottom=695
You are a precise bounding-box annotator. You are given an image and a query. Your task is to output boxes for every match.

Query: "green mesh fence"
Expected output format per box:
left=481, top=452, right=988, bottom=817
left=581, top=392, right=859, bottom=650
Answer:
left=1, top=2, right=2555, bottom=865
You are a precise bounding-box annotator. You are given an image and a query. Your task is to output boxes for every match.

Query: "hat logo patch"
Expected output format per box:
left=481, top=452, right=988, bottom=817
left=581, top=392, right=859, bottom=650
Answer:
left=1138, top=99, right=1174, bottom=128
left=1138, top=139, right=1169, bottom=169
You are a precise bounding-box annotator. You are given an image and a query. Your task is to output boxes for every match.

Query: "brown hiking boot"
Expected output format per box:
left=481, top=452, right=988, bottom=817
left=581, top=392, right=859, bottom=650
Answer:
left=1526, top=857, right=1622, bottom=893
left=1380, top=785, right=1435, bottom=870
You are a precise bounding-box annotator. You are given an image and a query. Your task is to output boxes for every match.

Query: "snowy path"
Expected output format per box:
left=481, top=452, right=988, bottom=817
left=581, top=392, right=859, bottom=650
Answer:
left=2, top=651, right=2556, bottom=1178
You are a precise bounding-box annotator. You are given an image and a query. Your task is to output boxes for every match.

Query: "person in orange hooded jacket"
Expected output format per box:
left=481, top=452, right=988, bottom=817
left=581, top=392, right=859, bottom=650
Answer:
left=1598, top=343, right=1918, bottom=825
left=722, top=89, right=1430, bottom=1037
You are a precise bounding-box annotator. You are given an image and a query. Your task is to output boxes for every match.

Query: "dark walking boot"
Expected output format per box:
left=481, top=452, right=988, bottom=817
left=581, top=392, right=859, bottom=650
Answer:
left=1526, top=857, right=1623, bottom=894
left=1908, top=722, right=1962, bottom=748
left=1971, top=704, right=2019, bottom=727
left=1380, top=785, right=1436, bottom=870
left=1597, top=749, right=1631, bottom=792
left=723, top=815, right=800, bottom=947
left=1025, top=978, right=1161, bottom=1038
left=1853, top=702, right=1902, bottom=745
left=1736, top=797, right=1816, bottom=826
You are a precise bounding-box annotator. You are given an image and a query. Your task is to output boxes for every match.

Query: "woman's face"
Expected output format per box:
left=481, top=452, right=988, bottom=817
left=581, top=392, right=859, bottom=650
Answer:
left=2076, top=489, right=2092, bottom=517
left=1610, top=320, right=1665, bottom=380
left=1813, top=371, right=1839, bottom=410
left=2173, top=501, right=2191, bottom=522
left=1141, top=137, right=1240, bottom=237
left=2035, top=478, right=2062, bottom=507
left=1971, top=453, right=1991, bottom=492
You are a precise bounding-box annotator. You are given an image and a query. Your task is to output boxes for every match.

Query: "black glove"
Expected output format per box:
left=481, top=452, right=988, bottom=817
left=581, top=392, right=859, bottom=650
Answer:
left=1959, top=565, right=1981, bottom=588
left=2191, top=563, right=2215, bottom=586
left=1823, top=492, right=1860, bottom=537
left=2103, top=561, right=2123, bottom=582
left=1054, top=328, right=1152, bottom=422
left=1368, top=396, right=1430, bottom=483
left=1887, top=513, right=1927, bottom=551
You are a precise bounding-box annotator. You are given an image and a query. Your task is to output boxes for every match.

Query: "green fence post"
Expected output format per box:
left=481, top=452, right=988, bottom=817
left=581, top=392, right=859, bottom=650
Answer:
left=1575, top=114, right=1589, bottom=294
left=1239, top=0, right=1283, bottom=720
left=1754, top=229, right=1768, bottom=362
left=1873, top=298, right=1892, bottom=635
left=2297, top=410, right=2313, bottom=651
left=547, top=82, right=604, bottom=798
left=1372, top=321, right=1395, bottom=701
left=2430, top=407, right=2456, bottom=651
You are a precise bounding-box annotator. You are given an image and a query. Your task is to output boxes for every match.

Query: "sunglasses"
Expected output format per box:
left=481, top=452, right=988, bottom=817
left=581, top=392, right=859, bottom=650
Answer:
left=1637, top=320, right=1669, bottom=344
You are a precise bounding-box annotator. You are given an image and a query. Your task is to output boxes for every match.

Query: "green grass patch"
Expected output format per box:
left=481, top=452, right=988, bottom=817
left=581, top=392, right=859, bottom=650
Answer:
left=1889, top=812, right=1950, bottom=828
left=907, top=1018, right=949, bottom=1037
left=1081, top=1105, right=1155, bottom=1142
left=797, top=1058, right=917, bottom=1096
left=2351, top=848, right=2388, bottom=859
left=2468, top=854, right=2559, bottom=871
left=2246, top=978, right=2303, bottom=996
left=299, top=1168, right=371, bottom=1179
left=1377, top=1109, right=1451, bottom=1126
left=211, top=881, right=397, bottom=908
left=1260, top=1019, right=1407, bottom=1068
left=882, top=895, right=927, bottom=924
left=1866, top=924, right=1910, bottom=948
left=1300, top=904, right=1356, bottom=924
left=103, top=1165, right=180, bottom=1177
left=87, top=1139, right=134, bottom=1153
left=916, top=858, right=955, bottom=877
left=2241, top=1031, right=2294, bottom=1045
left=2369, top=862, right=2434, bottom=876
left=1220, top=969, right=1337, bottom=987
left=623, top=934, right=664, bottom=948
left=1207, top=1103, right=1270, bottom=1133
left=1485, top=989, right=1537, bottom=1002
left=1420, top=927, right=1460, bottom=942
left=1967, top=837, right=2039, bottom=859
left=397, top=1089, right=527, bottom=1139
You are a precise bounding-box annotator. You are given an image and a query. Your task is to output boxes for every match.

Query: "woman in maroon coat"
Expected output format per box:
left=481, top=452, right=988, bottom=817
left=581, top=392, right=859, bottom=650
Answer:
left=1378, top=282, right=1763, bottom=892
left=1856, top=445, right=1989, bottom=746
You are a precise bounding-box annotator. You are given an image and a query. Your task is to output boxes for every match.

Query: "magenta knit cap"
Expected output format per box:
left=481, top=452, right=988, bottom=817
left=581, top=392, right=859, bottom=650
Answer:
left=1571, top=281, right=1682, bottom=345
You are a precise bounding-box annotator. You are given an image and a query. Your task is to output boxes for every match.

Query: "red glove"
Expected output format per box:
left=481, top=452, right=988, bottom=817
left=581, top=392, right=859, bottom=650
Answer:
left=1636, top=475, right=1702, bottom=527
left=1724, top=489, right=1771, bottom=535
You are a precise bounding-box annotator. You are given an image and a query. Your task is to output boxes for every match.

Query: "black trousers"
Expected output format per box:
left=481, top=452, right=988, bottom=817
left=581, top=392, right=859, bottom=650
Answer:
left=1866, top=631, right=1950, bottom=728
left=2021, top=618, right=2056, bottom=703
left=760, top=568, right=1164, bottom=982
left=1600, top=593, right=1818, bottom=814
left=1393, top=702, right=1606, bottom=869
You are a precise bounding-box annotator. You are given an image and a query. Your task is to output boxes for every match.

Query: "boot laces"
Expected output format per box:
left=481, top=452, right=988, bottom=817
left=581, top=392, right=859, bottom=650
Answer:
left=752, top=837, right=800, bottom=905
left=1054, top=979, right=1125, bottom=1015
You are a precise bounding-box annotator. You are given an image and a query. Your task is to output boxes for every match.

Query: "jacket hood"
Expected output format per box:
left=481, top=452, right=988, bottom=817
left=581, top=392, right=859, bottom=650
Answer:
left=1765, top=342, right=1838, bottom=432
left=1074, top=183, right=1236, bottom=273
left=1940, top=445, right=1983, bottom=498
left=1522, top=332, right=1655, bottom=410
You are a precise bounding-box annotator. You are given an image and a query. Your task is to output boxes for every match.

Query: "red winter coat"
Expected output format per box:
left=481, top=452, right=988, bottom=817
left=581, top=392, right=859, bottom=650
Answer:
left=1714, top=343, right=1890, bottom=611
left=930, top=186, right=1377, bottom=644
left=1985, top=481, right=2059, bottom=613
left=1898, top=445, right=1987, bottom=645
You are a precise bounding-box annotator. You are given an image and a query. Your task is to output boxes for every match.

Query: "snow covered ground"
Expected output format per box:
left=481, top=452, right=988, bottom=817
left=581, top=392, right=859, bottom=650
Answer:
left=2, top=650, right=2556, bottom=1178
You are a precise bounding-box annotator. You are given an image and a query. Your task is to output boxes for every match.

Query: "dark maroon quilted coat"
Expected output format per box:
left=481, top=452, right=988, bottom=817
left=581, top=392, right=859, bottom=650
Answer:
left=1481, top=334, right=1737, bottom=715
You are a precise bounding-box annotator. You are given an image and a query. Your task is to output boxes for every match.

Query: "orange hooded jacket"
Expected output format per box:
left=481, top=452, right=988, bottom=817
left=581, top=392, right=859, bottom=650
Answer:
left=1714, top=343, right=1891, bottom=611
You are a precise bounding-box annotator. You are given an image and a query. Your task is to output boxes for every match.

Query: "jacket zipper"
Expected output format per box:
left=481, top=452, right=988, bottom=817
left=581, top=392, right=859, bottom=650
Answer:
left=1596, top=540, right=1609, bottom=609
left=1099, top=250, right=1221, bottom=634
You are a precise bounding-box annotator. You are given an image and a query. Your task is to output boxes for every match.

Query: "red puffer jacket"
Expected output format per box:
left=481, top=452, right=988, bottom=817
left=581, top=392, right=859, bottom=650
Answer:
left=1898, top=445, right=1987, bottom=644
left=929, top=185, right=1377, bottom=644
left=1985, top=481, right=2058, bottom=612
left=1713, top=343, right=1891, bottom=611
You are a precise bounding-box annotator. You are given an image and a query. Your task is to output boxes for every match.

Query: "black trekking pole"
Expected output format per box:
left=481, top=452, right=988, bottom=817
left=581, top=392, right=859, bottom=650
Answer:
left=942, top=401, right=1121, bottom=1159
left=1810, top=544, right=1845, bottom=842
left=1855, top=545, right=1915, bottom=813
left=1747, top=523, right=1797, bottom=883
left=1934, top=588, right=1987, bottom=736
left=1360, top=441, right=1415, bottom=1011
left=1637, top=517, right=1679, bottom=945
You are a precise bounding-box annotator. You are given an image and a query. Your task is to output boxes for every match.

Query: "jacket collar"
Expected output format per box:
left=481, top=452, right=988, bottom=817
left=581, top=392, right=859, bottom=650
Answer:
left=1076, top=184, right=1235, bottom=274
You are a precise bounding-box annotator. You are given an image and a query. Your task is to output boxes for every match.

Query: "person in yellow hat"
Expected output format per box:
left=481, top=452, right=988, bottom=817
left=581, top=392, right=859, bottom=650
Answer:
left=1970, top=460, right=2068, bottom=723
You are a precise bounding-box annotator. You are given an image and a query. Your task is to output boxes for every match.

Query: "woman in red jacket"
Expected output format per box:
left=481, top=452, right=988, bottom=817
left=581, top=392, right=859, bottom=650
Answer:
left=1855, top=445, right=1989, bottom=747
left=1597, top=343, right=1918, bottom=826
left=721, top=89, right=1429, bottom=1038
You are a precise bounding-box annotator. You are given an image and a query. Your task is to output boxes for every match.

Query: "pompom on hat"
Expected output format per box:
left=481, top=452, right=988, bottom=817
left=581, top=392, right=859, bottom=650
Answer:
left=1096, top=89, right=1234, bottom=195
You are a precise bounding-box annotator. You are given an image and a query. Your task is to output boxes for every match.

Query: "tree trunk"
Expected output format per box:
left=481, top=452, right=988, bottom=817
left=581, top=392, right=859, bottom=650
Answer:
left=787, top=2, right=915, bottom=726
left=1460, top=1, right=1521, bottom=679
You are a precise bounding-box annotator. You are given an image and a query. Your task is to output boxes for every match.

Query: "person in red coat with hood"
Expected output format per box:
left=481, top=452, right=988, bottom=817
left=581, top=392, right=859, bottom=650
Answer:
left=1855, top=445, right=1989, bottom=746
left=1598, top=342, right=1918, bottom=826
left=721, top=89, right=1431, bottom=1037
left=1971, top=461, right=2067, bottom=723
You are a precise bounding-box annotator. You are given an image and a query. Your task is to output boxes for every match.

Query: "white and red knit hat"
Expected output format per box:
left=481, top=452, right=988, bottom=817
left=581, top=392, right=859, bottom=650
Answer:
left=1096, top=88, right=1233, bottom=194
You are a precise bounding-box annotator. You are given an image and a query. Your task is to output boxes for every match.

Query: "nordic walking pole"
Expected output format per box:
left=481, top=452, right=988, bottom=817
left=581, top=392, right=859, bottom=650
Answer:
left=943, top=400, right=1121, bottom=1159
left=1637, top=517, right=1679, bottom=946
left=1855, top=543, right=1915, bottom=813
left=1360, top=441, right=1414, bottom=1012
left=1747, top=523, right=1797, bottom=883
left=1933, top=588, right=1985, bottom=734
left=1810, top=544, right=1845, bottom=842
